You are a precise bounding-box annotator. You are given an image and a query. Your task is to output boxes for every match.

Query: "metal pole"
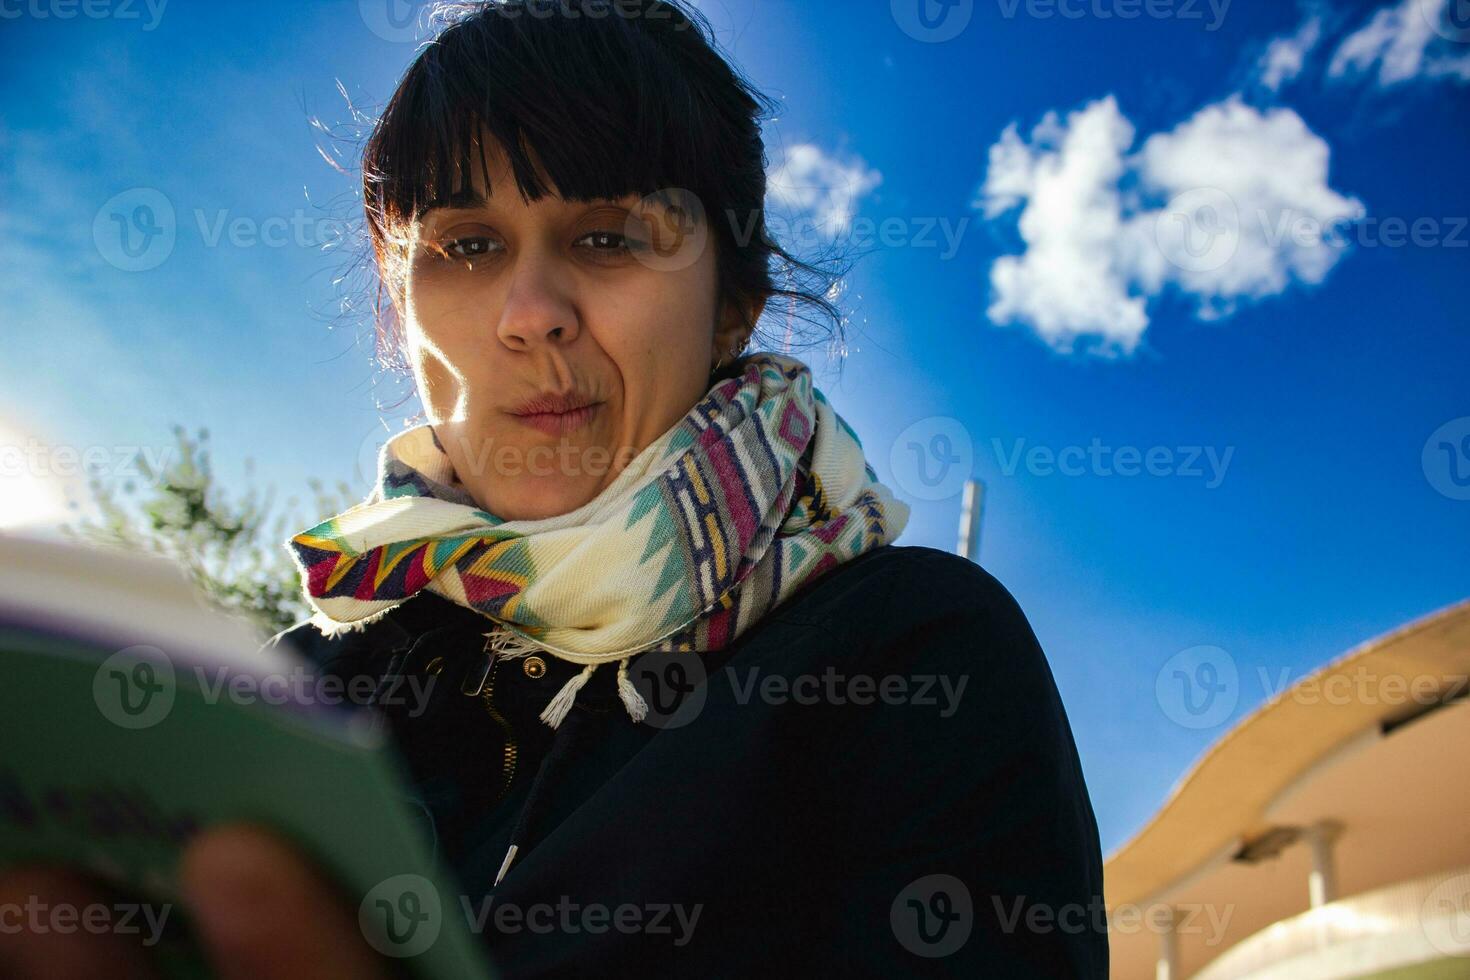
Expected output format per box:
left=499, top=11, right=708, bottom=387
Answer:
left=957, top=479, right=985, bottom=561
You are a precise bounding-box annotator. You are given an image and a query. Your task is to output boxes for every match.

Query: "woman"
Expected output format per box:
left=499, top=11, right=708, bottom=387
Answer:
left=0, top=1, right=1106, bottom=977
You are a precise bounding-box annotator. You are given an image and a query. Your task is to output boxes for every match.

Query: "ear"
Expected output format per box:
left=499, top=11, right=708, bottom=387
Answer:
left=711, top=293, right=768, bottom=367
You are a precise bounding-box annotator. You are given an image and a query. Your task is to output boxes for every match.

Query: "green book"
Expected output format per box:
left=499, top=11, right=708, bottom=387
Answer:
left=0, top=531, right=497, bottom=980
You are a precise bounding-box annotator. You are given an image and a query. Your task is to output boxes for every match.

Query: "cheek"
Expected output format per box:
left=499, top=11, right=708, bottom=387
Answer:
left=594, top=287, right=716, bottom=426
left=402, top=294, right=478, bottom=419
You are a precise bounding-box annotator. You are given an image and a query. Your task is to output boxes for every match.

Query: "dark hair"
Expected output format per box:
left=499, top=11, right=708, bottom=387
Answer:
left=358, top=0, right=846, bottom=377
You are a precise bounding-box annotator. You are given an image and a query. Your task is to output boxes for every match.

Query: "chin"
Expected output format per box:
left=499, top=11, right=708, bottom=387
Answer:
left=496, top=479, right=600, bottom=521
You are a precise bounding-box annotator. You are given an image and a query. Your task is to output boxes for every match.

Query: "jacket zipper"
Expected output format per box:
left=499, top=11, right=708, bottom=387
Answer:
left=475, top=635, right=519, bottom=804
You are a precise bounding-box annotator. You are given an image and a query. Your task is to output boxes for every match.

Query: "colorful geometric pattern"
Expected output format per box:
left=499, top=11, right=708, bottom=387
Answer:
left=285, top=352, right=910, bottom=663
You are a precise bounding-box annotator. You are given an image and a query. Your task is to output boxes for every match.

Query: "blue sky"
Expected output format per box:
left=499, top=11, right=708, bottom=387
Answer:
left=3, top=0, right=1468, bottom=853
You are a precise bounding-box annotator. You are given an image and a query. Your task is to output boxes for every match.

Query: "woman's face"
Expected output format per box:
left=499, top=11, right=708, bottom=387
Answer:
left=400, top=139, right=755, bottom=520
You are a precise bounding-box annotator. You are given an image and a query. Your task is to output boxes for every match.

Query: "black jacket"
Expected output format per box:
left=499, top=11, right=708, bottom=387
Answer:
left=269, top=544, right=1108, bottom=978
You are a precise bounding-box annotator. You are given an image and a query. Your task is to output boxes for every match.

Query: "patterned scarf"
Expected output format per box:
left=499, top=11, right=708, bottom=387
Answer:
left=285, top=352, right=910, bottom=727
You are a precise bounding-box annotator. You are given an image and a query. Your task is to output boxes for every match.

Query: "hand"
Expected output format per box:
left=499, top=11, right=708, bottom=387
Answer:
left=0, top=823, right=393, bottom=980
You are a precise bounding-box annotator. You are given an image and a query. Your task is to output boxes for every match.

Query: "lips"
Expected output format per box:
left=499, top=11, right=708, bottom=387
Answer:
left=511, top=402, right=603, bottom=437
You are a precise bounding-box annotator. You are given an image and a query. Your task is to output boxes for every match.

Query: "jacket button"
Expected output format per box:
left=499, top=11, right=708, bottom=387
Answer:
left=523, top=656, right=547, bottom=679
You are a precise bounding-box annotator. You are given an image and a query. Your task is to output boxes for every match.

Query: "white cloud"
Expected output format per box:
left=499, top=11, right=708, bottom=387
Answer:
left=1328, top=0, right=1470, bottom=87
left=766, top=143, right=883, bottom=236
left=1257, top=13, right=1324, bottom=91
left=979, top=98, right=1146, bottom=353
left=977, top=96, right=1365, bottom=355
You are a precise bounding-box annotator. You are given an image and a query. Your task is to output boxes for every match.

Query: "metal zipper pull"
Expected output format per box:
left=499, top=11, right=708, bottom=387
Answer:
left=461, top=635, right=498, bottom=696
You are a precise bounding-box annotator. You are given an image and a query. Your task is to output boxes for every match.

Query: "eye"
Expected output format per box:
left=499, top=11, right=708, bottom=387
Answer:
left=575, top=229, right=648, bottom=256
left=441, top=236, right=500, bottom=260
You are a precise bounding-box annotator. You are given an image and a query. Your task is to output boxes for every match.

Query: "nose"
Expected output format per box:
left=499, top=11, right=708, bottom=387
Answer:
left=495, top=252, right=580, bottom=352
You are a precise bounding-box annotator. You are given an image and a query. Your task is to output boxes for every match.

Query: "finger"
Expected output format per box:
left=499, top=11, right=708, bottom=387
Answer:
left=177, top=823, right=392, bottom=980
left=0, top=866, right=159, bottom=980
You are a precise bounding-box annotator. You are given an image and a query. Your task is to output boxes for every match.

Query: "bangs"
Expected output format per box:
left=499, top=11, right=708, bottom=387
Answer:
left=363, top=0, right=736, bottom=245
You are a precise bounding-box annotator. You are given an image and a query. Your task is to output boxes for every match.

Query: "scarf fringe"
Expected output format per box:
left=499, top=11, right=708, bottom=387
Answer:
left=484, top=625, right=546, bottom=659
left=540, top=663, right=597, bottom=729
left=308, top=606, right=397, bottom=639
left=486, top=627, right=651, bottom=728
left=616, top=658, right=649, bottom=723
left=288, top=352, right=911, bottom=731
